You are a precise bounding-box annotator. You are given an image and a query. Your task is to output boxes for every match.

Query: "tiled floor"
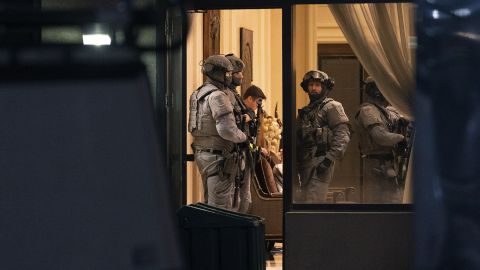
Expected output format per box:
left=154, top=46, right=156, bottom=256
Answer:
left=266, top=243, right=282, bottom=270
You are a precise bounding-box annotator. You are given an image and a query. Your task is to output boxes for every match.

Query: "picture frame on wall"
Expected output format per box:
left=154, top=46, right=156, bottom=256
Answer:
left=240, top=27, right=253, bottom=96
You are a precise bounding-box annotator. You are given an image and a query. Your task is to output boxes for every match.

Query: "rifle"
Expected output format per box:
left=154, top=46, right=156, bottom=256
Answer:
left=274, top=102, right=283, bottom=128
left=394, top=121, right=415, bottom=185
left=230, top=90, right=249, bottom=208
left=234, top=99, right=264, bottom=205
left=254, top=98, right=263, bottom=143
left=232, top=143, right=243, bottom=208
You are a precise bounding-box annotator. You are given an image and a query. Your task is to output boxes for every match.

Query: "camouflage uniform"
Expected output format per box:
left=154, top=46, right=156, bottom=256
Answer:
left=355, top=79, right=405, bottom=203
left=188, top=55, right=247, bottom=210
left=296, top=70, right=351, bottom=203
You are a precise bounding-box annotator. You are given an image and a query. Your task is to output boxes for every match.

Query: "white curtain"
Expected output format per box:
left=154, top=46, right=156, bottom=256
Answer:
left=329, top=3, right=415, bottom=202
left=329, top=3, right=415, bottom=119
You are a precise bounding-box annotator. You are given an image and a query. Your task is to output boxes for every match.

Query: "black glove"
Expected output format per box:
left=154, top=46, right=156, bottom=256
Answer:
left=238, top=138, right=252, bottom=149
left=398, top=117, right=409, bottom=128
left=314, top=143, right=327, bottom=157
left=316, top=158, right=332, bottom=175
left=395, top=139, right=408, bottom=155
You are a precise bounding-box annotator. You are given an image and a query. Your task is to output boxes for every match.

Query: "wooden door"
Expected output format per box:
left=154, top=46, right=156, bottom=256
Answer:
left=318, top=44, right=363, bottom=202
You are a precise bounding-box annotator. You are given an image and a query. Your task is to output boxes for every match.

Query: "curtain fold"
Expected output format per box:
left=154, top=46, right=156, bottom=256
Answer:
left=329, top=3, right=415, bottom=203
left=329, top=3, right=415, bottom=119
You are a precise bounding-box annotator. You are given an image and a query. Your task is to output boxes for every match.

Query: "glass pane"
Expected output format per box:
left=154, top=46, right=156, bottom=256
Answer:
left=293, top=4, right=415, bottom=204
left=185, top=9, right=284, bottom=216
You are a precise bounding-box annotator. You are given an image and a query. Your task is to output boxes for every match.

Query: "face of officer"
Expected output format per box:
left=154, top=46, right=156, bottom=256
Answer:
left=232, top=71, right=243, bottom=86
left=308, top=80, right=323, bottom=94
left=225, top=70, right=233, bottom=86
left=244, top=96, right=261, bottom=110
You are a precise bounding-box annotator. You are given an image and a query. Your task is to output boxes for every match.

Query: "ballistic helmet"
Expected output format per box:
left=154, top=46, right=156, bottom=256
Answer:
left=300, top=70, right=335, bottom=93
left=363, top=77, right=384, bottom=99
left=201, top=55, right=234, bottom=86
left=225, top=53, right=245, bottom=73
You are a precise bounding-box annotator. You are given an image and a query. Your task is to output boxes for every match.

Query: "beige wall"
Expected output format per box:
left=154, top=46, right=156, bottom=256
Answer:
left=294, top=5, right=317, bottom=110
left=270, top=9, right=283, bottom=119
left=316, top=5, right=347, bottom=44
left=186, top=13, right=204, bottom=204
left=220, top=9, right=283, bottom=116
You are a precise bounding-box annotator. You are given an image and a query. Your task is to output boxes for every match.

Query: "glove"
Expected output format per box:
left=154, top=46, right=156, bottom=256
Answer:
left=238, top=138, right=252, bottom=149
left=395, top=139, right=408, bottom=155
left=314, top=143, right=327, bottom=157
left=316, top=158, right=332, bottom=175
left=398, top=117, right=409, bottom=128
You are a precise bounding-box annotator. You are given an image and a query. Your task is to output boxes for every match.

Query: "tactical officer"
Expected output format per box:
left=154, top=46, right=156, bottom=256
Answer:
left=223, top=53, right=254, bottom=213
left=188, top=55, right=248, bottom=210
left=355, top=77, right=408, bottom=203
left=225, top=53, right=245, bottom=94
left=296, top=70, right=351, bottom=203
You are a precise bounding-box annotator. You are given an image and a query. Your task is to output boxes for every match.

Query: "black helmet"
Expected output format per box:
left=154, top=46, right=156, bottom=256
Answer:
left=300, top=70, right=335, bottom=93
left=201, top=55, right=233, bottom=86
left=363, top=77, right=384, bottom=99
left=225, top=53, right=245, bottom=73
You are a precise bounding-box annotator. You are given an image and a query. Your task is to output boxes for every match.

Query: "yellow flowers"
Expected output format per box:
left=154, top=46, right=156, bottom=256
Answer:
left=261, top=115, right=282, bottom=154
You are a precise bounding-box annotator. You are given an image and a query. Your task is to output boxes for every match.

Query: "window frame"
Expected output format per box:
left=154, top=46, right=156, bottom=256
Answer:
left=182, top=0, right=415, bottom=213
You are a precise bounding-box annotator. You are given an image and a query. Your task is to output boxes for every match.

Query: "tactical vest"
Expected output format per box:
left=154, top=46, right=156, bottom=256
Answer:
left=297, top=98, right=334, bottom=159
left=188, top=83, right=219, bottom=136
left=226, top=88, right=247, bottom=133
left=188, top=84, right=236, bottom=152
left=355, top=103, right=394, bottom=155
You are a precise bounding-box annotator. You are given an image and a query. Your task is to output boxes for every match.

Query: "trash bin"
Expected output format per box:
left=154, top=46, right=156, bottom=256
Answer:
left=178, top=203, right=266, bottom=270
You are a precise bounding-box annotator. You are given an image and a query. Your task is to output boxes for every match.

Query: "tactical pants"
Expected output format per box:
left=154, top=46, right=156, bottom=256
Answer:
left=362, top=158, right=403, bottom=203
left=234, top=165, right=252, bottom=213
left=195, top=152, right=235, bottom=210
left=298, top=157, right=335, bottom=203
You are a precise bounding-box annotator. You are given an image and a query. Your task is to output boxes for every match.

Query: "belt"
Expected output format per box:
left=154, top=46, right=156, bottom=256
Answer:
left=195, top=148, right=224, bottom=155
left=363, top=153, right=394, bottom=160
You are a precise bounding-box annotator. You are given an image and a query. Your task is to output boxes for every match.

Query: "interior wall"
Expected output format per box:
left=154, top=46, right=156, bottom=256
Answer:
left=219, top=9, right=283, bottom=116
left=294, top=5, right=316, bottom=110
left=316, top=5, right=347, bottom=44
left=186, top=13, right=204, bottom=204
left=270, top=9, right=283, bottom=119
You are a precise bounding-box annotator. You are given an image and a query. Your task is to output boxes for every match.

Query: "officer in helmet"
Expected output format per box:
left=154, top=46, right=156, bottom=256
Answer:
left=224, top=53, right=255, bottom=213
left=355, top=77, right=408, bottom=203
left=296, top=70, right=351, bottom=203
left=225, top=53, right=245, bottom=93
left=188, top=55, right=248, bottom=210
